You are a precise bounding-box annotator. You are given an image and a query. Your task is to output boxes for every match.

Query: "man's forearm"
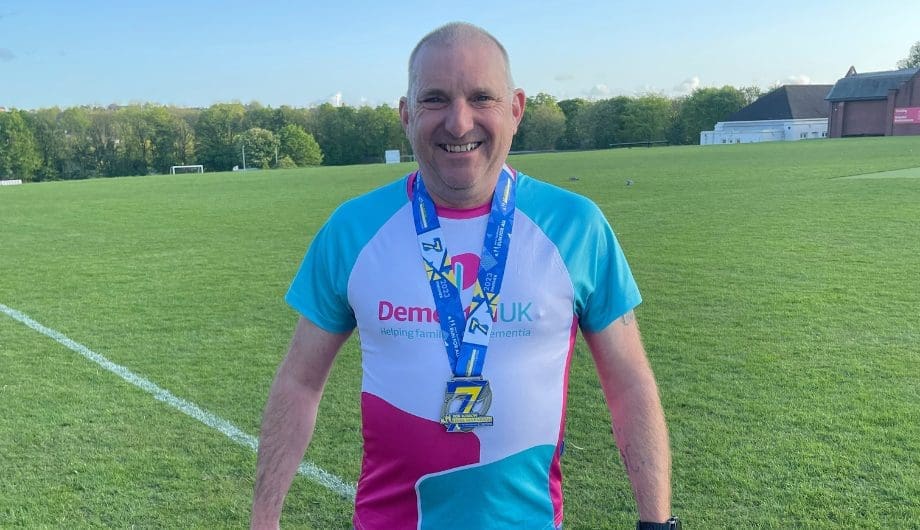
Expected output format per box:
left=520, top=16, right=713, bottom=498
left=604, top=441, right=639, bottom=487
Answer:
left=585, top=318, right=672, bottom=523
left=251, top=370, right=324, bottom=528
left=252, top=318, right=349, bottom=528
left=608, top=377, right=672, bottom=522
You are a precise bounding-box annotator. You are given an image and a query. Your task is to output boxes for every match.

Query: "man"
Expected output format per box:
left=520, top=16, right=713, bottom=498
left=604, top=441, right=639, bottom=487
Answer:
left=252, top=22, right=677, bottom=530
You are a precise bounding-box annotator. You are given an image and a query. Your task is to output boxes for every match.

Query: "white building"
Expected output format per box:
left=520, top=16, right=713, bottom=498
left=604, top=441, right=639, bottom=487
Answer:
left=700, top=85, right=832, bottom=145
left=701, top=117, right=829, bottom=145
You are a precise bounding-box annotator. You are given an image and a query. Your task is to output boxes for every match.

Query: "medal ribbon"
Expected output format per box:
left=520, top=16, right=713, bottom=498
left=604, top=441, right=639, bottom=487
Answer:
left=411, top=165, right=516, bottom=377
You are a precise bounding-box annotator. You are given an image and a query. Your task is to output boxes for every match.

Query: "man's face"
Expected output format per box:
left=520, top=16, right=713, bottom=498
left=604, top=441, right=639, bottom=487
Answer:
left=400, top=39, right=525, bottom=208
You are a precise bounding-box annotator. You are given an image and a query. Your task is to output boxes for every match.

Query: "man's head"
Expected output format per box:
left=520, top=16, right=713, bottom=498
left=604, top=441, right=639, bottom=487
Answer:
left=400, top=22, right=526, bottom=208
left=406, top=23, right=515, bottom=98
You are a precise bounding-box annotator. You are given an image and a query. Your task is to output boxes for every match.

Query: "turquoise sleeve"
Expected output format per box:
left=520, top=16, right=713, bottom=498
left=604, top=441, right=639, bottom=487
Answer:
left=516, top=174, right=641, bottom=333
left=284, top=176, right=410, bottom=333
left=576, top=207, right=642, bottom=332
left=285, top=213, right=357, bottom=334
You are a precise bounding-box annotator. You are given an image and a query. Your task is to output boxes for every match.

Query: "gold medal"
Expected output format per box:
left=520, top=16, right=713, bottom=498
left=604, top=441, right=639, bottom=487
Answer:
left=440, top=376, right=493, bottom=432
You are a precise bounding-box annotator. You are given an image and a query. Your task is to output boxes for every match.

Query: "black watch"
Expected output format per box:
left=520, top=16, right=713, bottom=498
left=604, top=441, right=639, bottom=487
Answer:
left=637, top=516, right=680, bottom=530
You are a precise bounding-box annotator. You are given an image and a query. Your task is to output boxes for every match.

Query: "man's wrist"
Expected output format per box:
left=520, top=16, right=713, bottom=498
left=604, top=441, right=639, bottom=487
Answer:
left=637, top=516, right=680, bottom=530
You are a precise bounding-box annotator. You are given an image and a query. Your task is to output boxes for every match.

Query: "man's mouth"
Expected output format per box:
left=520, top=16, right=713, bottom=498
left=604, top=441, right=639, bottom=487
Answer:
left=439, top=142, right=482, bottom=153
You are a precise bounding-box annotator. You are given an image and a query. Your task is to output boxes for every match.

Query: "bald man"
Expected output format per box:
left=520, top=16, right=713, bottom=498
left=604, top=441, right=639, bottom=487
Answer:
left=252, top=22, right=677, bottom=530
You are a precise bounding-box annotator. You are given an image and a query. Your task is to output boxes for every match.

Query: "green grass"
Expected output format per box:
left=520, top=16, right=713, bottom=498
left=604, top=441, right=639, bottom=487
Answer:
left=1, top=137, right=918, bottom=528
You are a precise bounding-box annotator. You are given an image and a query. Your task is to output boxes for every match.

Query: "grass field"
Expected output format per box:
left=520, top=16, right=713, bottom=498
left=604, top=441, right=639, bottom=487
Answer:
left=1, top=137, right=918, bottom=528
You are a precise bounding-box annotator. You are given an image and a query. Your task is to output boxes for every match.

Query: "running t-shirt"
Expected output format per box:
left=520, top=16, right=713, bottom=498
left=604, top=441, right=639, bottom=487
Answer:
left=286, top=166, right=641, bottom=530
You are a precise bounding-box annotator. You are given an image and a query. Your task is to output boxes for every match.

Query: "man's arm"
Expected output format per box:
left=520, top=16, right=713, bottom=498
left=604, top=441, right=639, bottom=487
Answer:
left=583, top=311, right=672, bottom=523
left=251, top=317, right=352, bottom=529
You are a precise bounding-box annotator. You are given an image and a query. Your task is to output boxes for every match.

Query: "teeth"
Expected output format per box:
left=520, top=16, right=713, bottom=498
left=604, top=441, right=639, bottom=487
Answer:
left=443, top=142, right=481, bottom=153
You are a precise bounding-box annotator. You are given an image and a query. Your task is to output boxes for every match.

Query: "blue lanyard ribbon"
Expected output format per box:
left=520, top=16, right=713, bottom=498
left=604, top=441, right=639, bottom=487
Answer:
left=411, top=166, right=516, bottom=377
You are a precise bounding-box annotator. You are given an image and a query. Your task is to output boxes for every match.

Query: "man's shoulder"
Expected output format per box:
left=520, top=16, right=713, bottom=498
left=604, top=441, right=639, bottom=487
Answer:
left=326, top=174, right=410, bottom=227
left=516, top=171, right=603, bottom=220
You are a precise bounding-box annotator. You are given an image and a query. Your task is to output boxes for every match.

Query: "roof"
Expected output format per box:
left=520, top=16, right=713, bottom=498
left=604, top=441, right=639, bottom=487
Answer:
left=826, top=67, right=920, bottom=102
left=725, top=85, right=832, bottom=122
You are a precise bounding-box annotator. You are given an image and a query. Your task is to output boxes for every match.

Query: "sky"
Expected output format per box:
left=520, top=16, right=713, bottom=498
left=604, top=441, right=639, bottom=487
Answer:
left=1, top=0, right=917, bottom=110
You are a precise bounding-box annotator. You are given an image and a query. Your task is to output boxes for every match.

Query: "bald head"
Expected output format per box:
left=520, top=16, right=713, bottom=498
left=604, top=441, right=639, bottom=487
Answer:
left=407, top=22, right=514, bottom=101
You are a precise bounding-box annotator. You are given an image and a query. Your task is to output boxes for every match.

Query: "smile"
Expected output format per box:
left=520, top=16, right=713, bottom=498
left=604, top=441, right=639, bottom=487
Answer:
left=440, top=142, right=482, bottom=153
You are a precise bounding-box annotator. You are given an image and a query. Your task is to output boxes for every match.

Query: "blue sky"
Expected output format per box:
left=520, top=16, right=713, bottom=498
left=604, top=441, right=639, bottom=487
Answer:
left=1, top=0, right=917, bottom=110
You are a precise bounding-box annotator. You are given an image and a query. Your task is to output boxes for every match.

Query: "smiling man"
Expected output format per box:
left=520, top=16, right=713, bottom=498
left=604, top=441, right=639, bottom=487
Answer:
left=400, top=30, right=524, bottom=209
left=252, top=22, right=678, bottom=530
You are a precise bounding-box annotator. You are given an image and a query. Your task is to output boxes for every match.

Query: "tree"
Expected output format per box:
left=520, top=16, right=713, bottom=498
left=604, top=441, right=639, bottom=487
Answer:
left=382, top=105, right=410, bottom=155
left=24, top=107, right=65, bottom=181
left=195, top=103, right=246, bottom=171
left=618, top=94, right=673, bottom=144
left=243, top=101, right=281, bottom=131
left=115, top=106, right=155, bottom=176
left=310, top=103, right=361, bottom=165
left=897, top=41, right=920, bottom=69
left=665, top=97, right=688, bottom=146
left=277, top=155, right=298, bottom=169
left=237, top=127, right=279, bottom=169
left=0, top=110, right=41, bottom=181
left=354, top=105, right=388, bottom=163
left=144, top=106, right=195, bottom=173
left=575, top=96, right=631, bottom=149
left=279, top=124, right=322, bottom=166
left=87, top=109, right=120, bottom=177
left=556, top=98, right=589, bottom=150
left=513, top=93, right=566, bottom=151
left=672, top=86, right=748, bottom=145
left=59, top=107, right=94, bottom=179
left=345, top=104, right=407, bottom=164
left=739, top=85, right=763, bottom=106
left=276, top=105, right=312, bottom=131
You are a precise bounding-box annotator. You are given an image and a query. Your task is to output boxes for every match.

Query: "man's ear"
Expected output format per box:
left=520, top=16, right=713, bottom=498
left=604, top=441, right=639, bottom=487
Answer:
left=511, top=89, right=526, bottom=132
left=399, top=96, right=410, bottom=131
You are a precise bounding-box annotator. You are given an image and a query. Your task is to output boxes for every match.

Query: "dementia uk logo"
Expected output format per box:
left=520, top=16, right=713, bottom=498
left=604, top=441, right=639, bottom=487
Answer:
left=377, top=300, right=534, bottom=341
left=378, top=252, right=535, bottom=340
left=377, top=300, right=533, bottom=324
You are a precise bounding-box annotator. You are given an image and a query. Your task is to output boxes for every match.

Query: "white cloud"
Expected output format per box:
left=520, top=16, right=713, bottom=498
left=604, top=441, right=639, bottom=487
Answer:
left=307, top=91, right=345, bottom=107
left=554, top=73, right=575, bottom=82
left=633, top=85, right=665, bottom=97
left=584, top=84, right=610, bottom=99
left=783, top=74, right=811, bottom=85
left=673, top=76, right=700, bottom=95
left=0, top=48, right=15, bottom=62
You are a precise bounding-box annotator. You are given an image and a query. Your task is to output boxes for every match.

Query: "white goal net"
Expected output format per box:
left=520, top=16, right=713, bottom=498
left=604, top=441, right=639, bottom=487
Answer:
left=170, top=165, right=204, bottom=174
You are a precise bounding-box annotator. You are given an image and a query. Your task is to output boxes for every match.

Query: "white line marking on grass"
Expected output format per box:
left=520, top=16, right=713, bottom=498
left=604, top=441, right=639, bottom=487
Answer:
left=0, top=302, right=356, bottom=500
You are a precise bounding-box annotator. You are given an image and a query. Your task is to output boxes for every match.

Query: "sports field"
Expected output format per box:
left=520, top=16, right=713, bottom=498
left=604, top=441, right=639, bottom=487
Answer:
left=1, top=136, right=918, bottom=528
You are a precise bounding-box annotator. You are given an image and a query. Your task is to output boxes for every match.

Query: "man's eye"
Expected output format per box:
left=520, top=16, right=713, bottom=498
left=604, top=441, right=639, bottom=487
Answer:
left=474, top=95, right=494, bottom=102
left=421, top=96, right=446, bottom=105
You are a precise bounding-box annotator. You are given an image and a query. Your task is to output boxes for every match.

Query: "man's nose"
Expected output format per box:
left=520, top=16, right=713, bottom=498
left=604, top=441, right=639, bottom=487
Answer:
left=445, top=99, right=474, bottom=138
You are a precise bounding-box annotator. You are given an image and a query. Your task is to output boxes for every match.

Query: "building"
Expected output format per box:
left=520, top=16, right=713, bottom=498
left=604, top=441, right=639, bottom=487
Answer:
left=826, top=66, right=920, bottom=137
left=700, top=85, right=832, bottom=145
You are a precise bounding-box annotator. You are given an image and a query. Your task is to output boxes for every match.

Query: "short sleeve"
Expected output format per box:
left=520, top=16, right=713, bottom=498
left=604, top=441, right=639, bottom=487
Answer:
left=514, top=174, right=641, bottom=333
left=285, top=215, right=357, bottom=334
left=576, top=207, right=642, bottom=333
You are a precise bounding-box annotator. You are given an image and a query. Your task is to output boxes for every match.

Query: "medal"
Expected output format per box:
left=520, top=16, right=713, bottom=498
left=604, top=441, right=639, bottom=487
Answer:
left=440, top=376, right=494, bottom=432
left=411, top=166, right=516, bottom=432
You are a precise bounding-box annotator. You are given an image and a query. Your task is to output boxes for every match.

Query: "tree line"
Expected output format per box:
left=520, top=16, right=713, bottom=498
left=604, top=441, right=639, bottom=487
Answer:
left=1, top=86, right=759, bottom=182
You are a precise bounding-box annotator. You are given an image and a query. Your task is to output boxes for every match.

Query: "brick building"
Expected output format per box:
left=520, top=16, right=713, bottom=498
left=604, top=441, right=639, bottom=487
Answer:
left=826, top=66, right=920, bottom=137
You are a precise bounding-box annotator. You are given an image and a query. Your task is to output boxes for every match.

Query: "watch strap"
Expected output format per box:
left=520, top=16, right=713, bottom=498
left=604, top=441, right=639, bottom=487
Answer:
left=637, top=516, right=680, bottom=530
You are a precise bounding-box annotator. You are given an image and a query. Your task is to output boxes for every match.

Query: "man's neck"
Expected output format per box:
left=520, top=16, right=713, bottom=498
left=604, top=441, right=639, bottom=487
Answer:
left=427, top=188, right=493, bottom=210
left=417, top=172, right=499, bottom=210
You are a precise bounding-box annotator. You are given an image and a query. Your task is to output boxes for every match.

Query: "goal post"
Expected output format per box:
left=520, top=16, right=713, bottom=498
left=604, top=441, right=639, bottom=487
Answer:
left=170, top=165, right=204, bottom=175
